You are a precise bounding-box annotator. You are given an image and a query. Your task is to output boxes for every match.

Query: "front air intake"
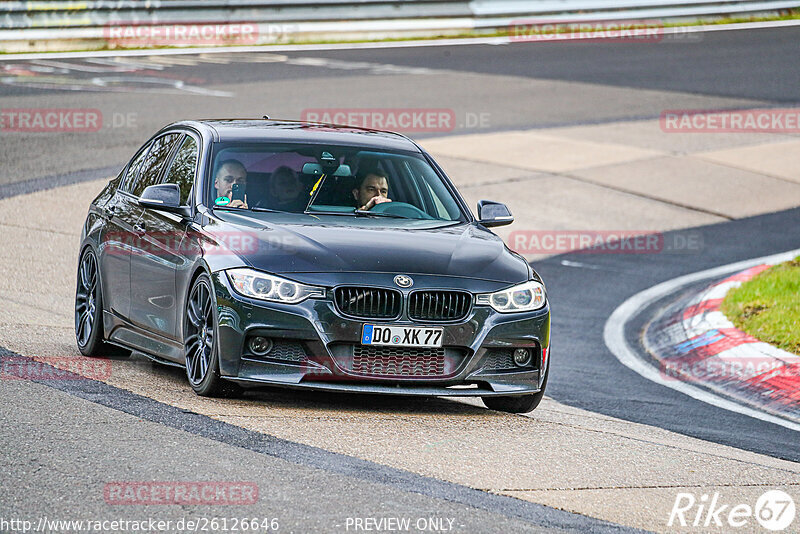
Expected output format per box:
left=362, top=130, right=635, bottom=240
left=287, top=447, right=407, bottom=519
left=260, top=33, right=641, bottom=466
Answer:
left=408, top=290, right=471, bottom=322
left=334, top=286, right=402, bottom=320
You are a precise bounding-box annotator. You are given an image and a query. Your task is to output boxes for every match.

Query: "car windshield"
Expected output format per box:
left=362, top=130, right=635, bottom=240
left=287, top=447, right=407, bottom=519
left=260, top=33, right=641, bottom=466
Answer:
left=207, top=142, right=465, bottom=222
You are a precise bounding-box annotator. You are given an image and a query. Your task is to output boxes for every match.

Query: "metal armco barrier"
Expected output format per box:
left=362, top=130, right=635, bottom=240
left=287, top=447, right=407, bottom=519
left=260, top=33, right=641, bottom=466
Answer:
left=0, top=0, right=798, bottom=52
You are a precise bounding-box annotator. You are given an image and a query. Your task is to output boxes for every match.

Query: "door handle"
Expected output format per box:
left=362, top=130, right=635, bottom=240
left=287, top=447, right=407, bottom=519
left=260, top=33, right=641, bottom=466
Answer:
left=133, top=222, right=146, bottom=235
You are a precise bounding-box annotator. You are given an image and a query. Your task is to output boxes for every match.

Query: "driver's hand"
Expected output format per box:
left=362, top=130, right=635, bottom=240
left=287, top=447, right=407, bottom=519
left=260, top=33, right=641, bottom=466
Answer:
left=361, top=196, right=392, bottom=210
left=229, top=198, right=248, bottom=209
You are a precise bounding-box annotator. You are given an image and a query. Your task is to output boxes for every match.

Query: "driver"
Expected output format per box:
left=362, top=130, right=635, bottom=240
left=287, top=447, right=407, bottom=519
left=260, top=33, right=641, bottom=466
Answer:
left=352, top=169, right=392, bottom=211
left=214, top=159, right=248, bottom=209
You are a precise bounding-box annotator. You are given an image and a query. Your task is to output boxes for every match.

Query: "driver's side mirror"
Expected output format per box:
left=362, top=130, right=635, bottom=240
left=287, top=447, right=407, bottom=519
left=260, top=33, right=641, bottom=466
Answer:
left=139, top=184, right=191, bottom=218
left=477, top=200, right=514, bottom=227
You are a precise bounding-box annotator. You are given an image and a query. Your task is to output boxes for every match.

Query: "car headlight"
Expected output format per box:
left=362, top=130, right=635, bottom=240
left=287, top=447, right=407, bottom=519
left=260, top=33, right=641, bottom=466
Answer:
left=476, top=280, right=546, bottom=313
left=226, top=268, right=325, bottom=304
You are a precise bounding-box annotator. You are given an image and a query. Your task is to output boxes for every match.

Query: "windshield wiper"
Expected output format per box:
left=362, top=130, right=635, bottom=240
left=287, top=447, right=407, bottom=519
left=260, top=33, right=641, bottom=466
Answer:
left=303, top=210, right=357, bottom=217
left=353, top=209, right=411, bottom=219
left=304, top=208, right=412, bottom=220
left=212, top=205, right=247, bottom=212
left=213, top=205, right=286, bottom=214
left=250, top=206, right=287, bottom=213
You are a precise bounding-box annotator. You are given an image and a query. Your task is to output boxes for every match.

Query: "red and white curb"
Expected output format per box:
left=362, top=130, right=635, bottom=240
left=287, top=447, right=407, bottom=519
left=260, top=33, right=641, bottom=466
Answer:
left=605, top=249, right=800, bottom=431
left=646, top=264, right=800, bottom=421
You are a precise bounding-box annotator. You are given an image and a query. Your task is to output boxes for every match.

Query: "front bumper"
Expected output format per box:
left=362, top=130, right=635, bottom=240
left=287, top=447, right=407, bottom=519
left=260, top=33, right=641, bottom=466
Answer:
left=211, top=272, right=550, bottom=397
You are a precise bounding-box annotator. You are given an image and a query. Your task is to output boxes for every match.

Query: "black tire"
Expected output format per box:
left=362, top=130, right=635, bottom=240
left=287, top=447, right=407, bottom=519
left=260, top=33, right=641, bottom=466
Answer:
left=482, top=360, right=549, bottom=414
left=75, top=248, right=131, bottom=358
left=184, top=273, right=240, bottom=397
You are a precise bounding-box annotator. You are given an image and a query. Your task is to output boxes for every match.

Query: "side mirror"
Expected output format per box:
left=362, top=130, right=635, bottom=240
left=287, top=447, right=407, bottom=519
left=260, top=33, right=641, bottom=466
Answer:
left=477, top=200, right=514, bottom=227
left=139, top=184, right=191, bottom=218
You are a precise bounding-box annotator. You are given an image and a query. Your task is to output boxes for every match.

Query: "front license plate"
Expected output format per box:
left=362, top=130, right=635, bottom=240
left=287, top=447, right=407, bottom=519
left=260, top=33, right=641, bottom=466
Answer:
left=361, top=325, right=443, bottom=348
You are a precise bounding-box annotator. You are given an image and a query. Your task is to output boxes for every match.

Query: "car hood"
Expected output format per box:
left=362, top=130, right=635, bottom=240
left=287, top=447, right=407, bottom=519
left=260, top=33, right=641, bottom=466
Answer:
left=204, top=212, right=529, bottom=285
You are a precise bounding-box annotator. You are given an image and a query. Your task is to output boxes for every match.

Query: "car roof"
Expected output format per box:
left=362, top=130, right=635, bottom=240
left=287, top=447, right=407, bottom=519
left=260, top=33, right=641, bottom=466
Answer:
left=167, top=119, right=423, bottom=153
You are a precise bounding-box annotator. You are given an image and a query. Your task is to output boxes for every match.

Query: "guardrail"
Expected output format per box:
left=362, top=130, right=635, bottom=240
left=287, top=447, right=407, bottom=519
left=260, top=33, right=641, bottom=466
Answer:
left=0, top=0, right=798, bottom=52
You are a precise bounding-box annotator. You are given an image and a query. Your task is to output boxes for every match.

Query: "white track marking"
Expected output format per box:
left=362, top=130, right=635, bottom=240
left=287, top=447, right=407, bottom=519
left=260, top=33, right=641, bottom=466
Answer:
left=31, top=59, right=132, bottom=72
left=86, top=57, right=166, bottom=70
left=603, top=248, right=800, bottom=432
left=1, top=19, right=799, bottom=62
left=560, top=260, right=603, bottom=269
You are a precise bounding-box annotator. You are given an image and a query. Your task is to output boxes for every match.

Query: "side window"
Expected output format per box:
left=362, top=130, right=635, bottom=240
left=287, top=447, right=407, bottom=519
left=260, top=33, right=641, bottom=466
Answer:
left=164, top=135, right=199, bottom=206
left=425, top=182, right=450, bottom=219
left=122, top=143, right=151, bottom=193
left=131, top=133, right=181, bottom=197
left=404, top=158, right=461, bottom=221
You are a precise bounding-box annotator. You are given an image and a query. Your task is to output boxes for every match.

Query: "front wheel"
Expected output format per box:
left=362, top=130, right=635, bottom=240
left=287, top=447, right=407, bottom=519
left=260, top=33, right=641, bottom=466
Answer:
left=482, top=360, right=549, bottom=414
left=184, top=273, right=239, bottom=397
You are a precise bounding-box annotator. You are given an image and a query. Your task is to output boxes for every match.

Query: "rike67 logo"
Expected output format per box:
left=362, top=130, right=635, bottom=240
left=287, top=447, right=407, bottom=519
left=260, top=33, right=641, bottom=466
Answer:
left=669, top=490, right=796, bottom=531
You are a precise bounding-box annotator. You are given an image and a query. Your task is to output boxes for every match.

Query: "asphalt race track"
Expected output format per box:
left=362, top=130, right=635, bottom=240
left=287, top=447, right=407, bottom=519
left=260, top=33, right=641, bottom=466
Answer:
left=1, top=24, right=799, bottom=533
left=4, top=26, right=800, bottom=188
left=540, top=207, right=800, bottom=462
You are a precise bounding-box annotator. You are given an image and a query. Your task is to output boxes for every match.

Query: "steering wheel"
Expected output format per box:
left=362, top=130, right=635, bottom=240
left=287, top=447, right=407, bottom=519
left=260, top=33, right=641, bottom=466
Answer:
left=369, top=201, right=434, bottom=219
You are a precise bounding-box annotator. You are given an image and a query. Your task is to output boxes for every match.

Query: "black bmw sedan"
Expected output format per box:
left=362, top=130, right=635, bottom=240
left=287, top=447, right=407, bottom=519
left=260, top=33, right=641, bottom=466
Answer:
left=75, top=119, right=550, bottom=413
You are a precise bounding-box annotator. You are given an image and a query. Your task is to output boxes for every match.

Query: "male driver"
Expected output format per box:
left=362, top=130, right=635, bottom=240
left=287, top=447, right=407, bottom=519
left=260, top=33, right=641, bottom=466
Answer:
left=352, top=169, right=392, bottom=210
left=214, top=159, right=248, bottom=208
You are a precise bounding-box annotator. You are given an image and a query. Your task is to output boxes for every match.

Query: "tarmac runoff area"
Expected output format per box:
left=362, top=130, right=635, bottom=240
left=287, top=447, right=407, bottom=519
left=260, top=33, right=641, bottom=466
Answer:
left=2, top=117, right=800, bottom=532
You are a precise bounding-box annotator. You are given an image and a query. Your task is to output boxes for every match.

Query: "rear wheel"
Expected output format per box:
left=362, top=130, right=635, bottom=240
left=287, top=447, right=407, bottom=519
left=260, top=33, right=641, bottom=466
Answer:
left=482, top=360, right=549, bottom=414
left=184, top=274, right=239, bottom=397
left=75, top=248, right=130, bottom=358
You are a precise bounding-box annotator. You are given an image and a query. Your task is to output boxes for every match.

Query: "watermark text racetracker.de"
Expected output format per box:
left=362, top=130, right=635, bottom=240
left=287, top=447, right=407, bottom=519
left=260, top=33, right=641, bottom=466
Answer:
left=104, top=230, right=305, bottom=257
left=301, top=108, right=490, bottom=132
left=104, top=481, right=258, bottom=505
left=660, top=108, right=800, bottom=133
left=668, top=489, right=796, bottom=530
left=104, top=23, right=260, bottom=47
left=509, top=18, right=701, bottom=43
left=508, top=230, right=704, bottom=256
left=1, top=356, right=111, bottom=381
left=0, top=516, right=280, bottom=533
left=660, top=357, right=800, bottom=382
left=0, top=108, right=138, bottom=132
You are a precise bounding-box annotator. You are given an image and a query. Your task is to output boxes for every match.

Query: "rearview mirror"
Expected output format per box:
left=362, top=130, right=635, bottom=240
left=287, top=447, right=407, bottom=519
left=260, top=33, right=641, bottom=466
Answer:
left=139, top=184, right=191, bottom=217
left=301, top=163, right=352, bottom=176
left=477, top=200, right=514, bottom=227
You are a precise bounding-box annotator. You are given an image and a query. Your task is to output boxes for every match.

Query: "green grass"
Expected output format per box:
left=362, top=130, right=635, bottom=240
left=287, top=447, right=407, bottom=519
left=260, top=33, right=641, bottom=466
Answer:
left=721, top=256, right=800, bottom=355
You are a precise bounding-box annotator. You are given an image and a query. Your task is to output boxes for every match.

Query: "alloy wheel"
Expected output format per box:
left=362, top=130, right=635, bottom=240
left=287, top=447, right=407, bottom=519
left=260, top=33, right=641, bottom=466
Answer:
left=185, top=279, right=215, bottom=386
left=75, top=251, right=98, bottom=348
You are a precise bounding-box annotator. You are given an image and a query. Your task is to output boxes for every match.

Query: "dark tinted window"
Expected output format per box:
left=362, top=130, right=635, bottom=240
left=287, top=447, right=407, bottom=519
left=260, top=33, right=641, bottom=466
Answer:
left=164, top=135, right=199, bottom=205
left=122, top=143, right=151, bottom=193
left=131, top=133, right=181, bottom=197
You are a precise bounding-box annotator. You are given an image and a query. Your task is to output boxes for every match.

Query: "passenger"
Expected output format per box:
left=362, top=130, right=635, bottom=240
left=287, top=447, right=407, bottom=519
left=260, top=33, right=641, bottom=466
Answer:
left=267, top=166, right=305, bottom=212
left=352, top=169, right=392, bottom=211
left=214, top=159, right=248, bottom=209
